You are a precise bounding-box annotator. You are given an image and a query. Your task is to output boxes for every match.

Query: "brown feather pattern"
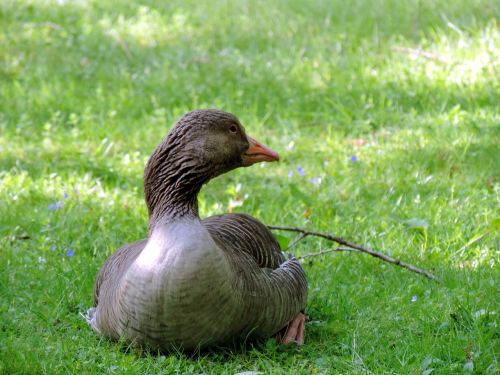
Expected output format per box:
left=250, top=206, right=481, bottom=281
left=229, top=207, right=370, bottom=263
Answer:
left=88, top=109, right=307, bottom=351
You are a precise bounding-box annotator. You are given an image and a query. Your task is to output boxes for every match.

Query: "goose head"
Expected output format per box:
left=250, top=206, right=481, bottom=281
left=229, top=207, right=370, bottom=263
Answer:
left=144, top=109, right=279, bottom=227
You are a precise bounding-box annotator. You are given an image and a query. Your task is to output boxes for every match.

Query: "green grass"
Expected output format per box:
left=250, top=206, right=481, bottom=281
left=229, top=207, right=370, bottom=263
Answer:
left=1, top=0, right=499, bottom=373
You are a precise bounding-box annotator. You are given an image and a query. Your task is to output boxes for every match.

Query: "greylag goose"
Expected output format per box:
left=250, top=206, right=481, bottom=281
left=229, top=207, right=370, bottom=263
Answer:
left=87, top=109, right=308, bottom=351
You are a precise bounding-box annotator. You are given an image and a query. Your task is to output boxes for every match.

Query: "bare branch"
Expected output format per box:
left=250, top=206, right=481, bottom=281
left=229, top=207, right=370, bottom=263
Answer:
left=268, top=225, right=438, bottom=281
left=298, top=246, right=359, bottom=259
left=285, top=233, right=308, bottom=251
left=115, top=36, right=133, bottom=60
left=391, top=46, right=449, bottom=64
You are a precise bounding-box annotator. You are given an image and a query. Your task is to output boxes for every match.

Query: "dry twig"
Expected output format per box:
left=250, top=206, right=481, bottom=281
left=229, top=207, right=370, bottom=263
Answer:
left=391, top=46, right=449, bottom=64
left=115, top=36, right=133, bottom=60
left=297, top=246, right=359, bottom=258
left=269, top=225, right=438, bottom=281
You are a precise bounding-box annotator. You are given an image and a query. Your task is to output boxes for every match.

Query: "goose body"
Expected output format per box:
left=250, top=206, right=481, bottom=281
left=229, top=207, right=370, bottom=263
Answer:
left=88, top=110, right=307, bottom=350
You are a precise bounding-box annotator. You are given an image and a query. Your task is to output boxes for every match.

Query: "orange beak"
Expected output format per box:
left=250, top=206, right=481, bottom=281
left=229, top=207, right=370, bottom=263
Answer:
left=242, top=136, right=280, bottom=166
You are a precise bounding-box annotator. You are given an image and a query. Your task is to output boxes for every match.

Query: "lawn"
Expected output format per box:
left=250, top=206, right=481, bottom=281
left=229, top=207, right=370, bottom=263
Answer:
left=0, top=0, right=498, bottom=373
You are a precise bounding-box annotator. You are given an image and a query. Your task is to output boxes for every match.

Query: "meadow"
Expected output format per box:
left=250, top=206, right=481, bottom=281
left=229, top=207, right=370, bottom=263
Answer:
left=0, top=0, right=498, bottom=373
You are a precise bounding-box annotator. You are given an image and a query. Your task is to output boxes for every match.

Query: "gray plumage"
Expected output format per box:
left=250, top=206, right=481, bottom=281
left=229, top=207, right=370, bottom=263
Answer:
left=88, top=109, right=307, bottom=351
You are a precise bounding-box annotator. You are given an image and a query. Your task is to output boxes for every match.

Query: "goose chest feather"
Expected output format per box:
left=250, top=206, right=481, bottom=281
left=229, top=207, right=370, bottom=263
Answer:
left=88, top=109, right=308, bottom=351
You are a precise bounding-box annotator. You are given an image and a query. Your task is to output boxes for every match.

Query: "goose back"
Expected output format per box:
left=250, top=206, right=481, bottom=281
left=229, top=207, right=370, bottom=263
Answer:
left=202, top=213, right=285, bottom=269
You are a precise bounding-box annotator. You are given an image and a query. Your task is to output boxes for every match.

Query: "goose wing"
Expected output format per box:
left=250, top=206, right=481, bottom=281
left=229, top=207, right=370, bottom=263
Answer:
left=93, top=239, right=147, bottom=306
left=202, top=213, right=307, bottom=337
left=202, top=213, right=285, bottom=268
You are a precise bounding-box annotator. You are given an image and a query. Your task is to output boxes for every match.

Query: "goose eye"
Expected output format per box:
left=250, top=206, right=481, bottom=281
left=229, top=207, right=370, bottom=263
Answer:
left=229, top=125, right=238, bottom=133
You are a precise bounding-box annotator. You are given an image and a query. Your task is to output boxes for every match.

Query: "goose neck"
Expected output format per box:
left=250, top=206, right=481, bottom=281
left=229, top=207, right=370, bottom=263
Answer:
left=143, top=153, right=211, bottom=232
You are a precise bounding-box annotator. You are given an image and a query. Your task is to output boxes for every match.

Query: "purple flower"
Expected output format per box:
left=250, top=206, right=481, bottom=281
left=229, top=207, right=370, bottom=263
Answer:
left=296, top=166, right=305, bottom=176
left=63, top=191, right=69, bottom=199
left=49, top=201, right=63, bottom=211
left=52, top=244, right=57, bottom=251
left=310, top=177, right=322, bottom=186
left=287, top=170, right=294, bottom=178
left=66, top=249, right=74, bottom=257
left=350, top=155, right=358, bottom=162
left=411, top=295, right=417, bottom=302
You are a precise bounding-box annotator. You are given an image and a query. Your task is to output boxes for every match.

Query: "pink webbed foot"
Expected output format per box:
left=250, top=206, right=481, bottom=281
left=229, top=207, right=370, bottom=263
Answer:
left=276, top=312, right=306, bottom=345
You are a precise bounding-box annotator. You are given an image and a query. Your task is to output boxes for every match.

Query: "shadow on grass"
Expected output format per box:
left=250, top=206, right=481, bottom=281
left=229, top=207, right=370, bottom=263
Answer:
left=2, top=0, right=498, bottom=138
left=0, top=150, right=142, bottom=191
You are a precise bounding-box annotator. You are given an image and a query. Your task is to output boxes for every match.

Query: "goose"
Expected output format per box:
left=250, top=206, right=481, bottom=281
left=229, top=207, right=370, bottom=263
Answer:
left=87, top=109, right=308, bottom=351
